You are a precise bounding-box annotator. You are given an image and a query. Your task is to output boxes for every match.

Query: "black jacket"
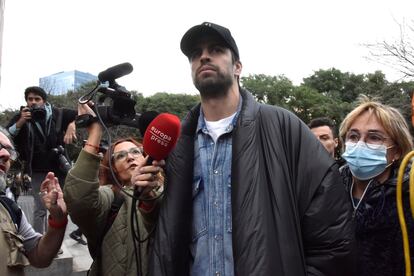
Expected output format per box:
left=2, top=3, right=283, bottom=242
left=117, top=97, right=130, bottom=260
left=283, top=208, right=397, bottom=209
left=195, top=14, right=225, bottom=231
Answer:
left=150, top=89, right=355, bottom=276
left=341, top=164, right=414, bottom=276
left=6, top=105, right=76, bottom=176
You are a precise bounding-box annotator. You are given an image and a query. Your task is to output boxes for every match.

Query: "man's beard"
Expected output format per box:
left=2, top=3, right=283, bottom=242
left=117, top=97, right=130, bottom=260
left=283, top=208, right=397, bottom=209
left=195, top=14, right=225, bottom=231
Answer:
left=0, top=172, right=7, bottom=193
left=194, top=70, right=234, bottom=100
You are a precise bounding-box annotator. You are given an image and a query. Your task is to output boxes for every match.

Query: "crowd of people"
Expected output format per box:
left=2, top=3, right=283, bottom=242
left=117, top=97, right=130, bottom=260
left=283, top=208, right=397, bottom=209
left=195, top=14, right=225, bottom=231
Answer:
left=0, top=21, right=413, bottom=276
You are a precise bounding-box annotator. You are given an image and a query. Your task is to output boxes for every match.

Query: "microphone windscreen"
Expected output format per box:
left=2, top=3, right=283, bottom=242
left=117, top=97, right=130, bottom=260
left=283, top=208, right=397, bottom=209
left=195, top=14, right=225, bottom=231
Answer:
left=98, top=62, right=133, bottom=82
left=143, top=113, right=181, bottom=160
left=138, top=111, right=159, bottom=137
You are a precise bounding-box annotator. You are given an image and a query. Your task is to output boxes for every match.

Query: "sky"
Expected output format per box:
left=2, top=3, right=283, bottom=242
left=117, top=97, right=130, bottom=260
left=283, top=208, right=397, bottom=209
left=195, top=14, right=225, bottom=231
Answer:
left=0, top=0, right=413, bottom=110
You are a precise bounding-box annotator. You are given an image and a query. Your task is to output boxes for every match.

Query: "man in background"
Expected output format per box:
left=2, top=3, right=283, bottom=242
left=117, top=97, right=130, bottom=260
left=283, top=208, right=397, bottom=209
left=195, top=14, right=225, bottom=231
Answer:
left=6, top=86, right=76, bottom=236
left=308, top=117, right=339, bottom=158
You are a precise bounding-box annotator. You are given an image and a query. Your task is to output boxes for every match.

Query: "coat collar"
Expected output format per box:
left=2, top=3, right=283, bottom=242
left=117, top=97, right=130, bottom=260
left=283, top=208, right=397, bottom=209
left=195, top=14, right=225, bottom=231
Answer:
left=182, top=87, right=258, bottom=137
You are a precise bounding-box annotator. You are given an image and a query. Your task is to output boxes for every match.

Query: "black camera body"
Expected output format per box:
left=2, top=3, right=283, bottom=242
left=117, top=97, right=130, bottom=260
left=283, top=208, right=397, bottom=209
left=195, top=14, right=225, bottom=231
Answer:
left=51, top=145, right=72, bottom=175
left=77, top=63, right=140, bottom=129
left=95, top=86, right=138, bottom=126
left=20, top=105, right=47, bottom=122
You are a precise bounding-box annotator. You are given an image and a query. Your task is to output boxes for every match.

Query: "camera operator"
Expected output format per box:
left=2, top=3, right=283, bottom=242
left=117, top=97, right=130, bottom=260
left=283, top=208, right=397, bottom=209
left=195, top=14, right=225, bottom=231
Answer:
left=6, top=86, right=77, bottom=235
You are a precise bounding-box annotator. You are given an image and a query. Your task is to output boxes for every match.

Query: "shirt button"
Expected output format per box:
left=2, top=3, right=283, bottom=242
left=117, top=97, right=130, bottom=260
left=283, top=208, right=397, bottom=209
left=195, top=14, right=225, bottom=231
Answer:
left=216, top=272, right=220, bottom=276
left=214, top=201, right=218, bottom=207
left=214, top=235, right=220, bottom=240
left=214, top=170, right=218, bottom=174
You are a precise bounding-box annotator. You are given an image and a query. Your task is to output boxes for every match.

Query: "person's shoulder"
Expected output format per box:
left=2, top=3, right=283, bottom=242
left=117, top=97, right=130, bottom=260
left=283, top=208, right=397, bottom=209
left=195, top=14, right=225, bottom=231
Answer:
left=0, top=196, right=22, bottom=228
left=6, top=112, right=21, bottom=125
left=258, top=103, right=302, bottom=124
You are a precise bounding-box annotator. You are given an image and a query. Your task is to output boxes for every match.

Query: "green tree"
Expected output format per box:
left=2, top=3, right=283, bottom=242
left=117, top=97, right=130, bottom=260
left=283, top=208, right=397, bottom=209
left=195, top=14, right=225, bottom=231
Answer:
left=140, top=92, right=200, bottom=119
left=241, top=74, right=294, bottom=108
left=302, top=68, right=364, bottom=103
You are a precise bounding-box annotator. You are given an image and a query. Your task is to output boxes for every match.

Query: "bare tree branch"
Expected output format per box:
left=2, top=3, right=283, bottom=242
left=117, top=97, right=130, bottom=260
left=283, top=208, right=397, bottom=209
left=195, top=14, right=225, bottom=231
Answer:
left=363, top=18, right=414, bottom=79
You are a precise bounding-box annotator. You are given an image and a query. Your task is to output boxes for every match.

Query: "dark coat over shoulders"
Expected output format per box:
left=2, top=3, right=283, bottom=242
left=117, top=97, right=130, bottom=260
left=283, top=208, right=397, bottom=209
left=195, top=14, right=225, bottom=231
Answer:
left=341, top=164, right=414, bottom=276
left=150, top=89, right=355, bottom=276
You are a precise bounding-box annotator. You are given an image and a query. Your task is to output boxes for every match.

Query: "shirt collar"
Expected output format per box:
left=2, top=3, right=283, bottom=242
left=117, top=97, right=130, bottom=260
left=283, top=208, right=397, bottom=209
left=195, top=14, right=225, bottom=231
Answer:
left=196, top=96, right=243, bottom=133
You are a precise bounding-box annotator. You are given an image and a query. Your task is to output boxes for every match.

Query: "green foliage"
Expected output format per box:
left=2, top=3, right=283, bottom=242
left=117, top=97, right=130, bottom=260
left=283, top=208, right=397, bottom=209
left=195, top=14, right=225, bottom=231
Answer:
left=0, top=108, right=19, bottom=127
left=241, top=74, right=293, bottom=108
left=2, top=69, right=414, bottom=164
left=241, top=69, right=414, bottom=132
left=302, top=68, right=364, bottom=103
left=139, top=92, right=200, bottom=119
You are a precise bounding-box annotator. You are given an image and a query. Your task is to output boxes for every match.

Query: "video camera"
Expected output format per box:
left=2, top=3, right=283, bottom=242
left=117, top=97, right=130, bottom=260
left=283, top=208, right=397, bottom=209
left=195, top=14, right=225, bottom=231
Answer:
left=20, top=105, right=47, bottom=122
left=76, top=62, right=140, bottom=128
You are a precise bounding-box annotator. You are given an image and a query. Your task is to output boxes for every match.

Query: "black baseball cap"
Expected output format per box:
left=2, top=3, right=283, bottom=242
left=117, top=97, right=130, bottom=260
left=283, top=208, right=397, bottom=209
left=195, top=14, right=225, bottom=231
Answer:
left=180, top=22, right=239, bottom=60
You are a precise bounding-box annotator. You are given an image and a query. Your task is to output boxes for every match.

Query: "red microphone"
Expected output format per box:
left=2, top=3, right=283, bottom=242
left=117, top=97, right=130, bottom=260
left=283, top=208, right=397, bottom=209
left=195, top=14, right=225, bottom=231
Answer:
left=143, top=113, right=181, bottom=162
left=134, top=113, right=181, bottom=198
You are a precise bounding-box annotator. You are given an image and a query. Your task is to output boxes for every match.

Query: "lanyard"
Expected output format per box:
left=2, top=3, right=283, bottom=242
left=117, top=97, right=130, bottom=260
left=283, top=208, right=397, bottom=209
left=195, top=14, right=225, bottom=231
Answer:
left=350, top=179, right=373, bottom=218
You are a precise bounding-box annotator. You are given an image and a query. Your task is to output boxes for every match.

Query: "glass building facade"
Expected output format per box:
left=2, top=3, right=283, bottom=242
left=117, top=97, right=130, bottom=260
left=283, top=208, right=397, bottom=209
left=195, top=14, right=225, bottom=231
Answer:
left=39, top=70, right=97, bottom=95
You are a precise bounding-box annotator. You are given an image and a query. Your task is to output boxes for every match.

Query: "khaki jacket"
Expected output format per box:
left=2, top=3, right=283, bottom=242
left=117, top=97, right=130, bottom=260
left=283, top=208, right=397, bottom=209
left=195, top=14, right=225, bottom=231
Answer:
left=64, top=150, right=160, bottom=276
left=0, top=203, right=29, bottom=276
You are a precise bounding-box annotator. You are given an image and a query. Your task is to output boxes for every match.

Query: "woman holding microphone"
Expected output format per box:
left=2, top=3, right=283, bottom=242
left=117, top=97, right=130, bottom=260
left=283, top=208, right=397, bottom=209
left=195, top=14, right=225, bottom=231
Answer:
left=64, top=103, right=164, bottom=276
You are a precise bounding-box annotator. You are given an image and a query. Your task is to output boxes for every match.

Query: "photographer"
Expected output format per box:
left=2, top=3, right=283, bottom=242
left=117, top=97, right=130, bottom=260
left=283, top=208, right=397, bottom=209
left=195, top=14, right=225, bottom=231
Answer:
left=6, top=86, right=77, bottom=234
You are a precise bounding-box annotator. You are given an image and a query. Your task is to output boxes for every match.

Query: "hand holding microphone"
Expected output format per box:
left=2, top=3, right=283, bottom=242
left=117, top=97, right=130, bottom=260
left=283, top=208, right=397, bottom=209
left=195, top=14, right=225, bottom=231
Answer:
left=131, top=157, right=165, bottom=197
left=133, top=112, right=181, bottom=198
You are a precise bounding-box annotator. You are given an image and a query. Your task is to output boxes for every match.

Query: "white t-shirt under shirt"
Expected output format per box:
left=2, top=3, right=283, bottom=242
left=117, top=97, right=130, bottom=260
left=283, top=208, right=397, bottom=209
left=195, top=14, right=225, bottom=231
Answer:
left=205, top=112, right=237, bottom=143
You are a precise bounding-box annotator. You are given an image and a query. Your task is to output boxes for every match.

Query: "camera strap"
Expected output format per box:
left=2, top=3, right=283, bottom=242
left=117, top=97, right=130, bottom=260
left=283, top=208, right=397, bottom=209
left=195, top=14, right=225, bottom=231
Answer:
left=55, top=107, right=63, bottom=135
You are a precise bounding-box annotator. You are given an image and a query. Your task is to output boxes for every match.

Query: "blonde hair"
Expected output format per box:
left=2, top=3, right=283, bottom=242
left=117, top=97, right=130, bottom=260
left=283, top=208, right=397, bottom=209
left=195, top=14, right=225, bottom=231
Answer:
left=339, top=96, right=413, bottom=163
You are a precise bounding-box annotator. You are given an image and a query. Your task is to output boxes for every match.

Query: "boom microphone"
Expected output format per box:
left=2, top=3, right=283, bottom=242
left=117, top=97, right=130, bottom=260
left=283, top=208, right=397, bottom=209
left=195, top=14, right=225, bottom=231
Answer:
left=98, top=62, right=133, bottom=82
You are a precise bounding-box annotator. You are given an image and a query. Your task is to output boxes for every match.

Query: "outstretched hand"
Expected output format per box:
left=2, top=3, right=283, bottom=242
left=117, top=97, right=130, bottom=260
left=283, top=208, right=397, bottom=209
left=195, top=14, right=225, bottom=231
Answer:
left=39, top=172, right=67, bottom=221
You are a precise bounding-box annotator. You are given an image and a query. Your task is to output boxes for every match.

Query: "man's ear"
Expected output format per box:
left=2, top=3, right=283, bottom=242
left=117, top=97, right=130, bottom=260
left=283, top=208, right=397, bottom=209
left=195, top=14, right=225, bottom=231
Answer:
left=234, top=61, right=242, bottom=77
left=334, top=137, right=339, bottom=148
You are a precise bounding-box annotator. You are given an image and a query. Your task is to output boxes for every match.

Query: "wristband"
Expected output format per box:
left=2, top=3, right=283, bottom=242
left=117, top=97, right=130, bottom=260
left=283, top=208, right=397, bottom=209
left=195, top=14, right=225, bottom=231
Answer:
left=138, top=200, right=155, bottom=212
left=48, top=215, right=68, bottom=229
left=85, top=142, right=100, bottom=153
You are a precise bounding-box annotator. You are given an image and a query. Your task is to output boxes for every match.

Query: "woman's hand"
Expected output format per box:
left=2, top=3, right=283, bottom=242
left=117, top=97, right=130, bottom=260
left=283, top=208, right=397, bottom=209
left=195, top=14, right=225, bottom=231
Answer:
left=78, top=102, right=102, bottom=153
left=78, top=102, right=97, bottom=117
left=130, top=156, right=165, bottom=196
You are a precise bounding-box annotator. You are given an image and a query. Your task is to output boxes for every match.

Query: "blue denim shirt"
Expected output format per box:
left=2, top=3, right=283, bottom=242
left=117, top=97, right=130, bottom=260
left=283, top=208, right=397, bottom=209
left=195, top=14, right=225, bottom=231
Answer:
left=190, top=100, right=241, bottom=276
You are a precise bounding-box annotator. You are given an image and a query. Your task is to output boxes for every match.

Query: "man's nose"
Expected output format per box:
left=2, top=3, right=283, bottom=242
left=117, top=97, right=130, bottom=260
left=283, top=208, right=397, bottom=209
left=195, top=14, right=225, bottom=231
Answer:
left=200, top=49, right=211, bottom=62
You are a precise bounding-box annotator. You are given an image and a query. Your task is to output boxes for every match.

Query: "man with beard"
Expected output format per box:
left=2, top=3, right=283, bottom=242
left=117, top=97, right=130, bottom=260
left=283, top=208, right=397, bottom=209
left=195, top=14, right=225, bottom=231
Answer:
left=150, top=22, right=355, bottom=276
left=0, top=126, right=68, bottom=275
left=6, top=86, right=84, bottom=244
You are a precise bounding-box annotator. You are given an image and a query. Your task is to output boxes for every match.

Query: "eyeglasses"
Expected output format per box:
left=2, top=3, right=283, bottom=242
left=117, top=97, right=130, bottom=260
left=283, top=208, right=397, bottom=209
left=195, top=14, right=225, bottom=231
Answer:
left=345, top=130, right=391, bottom=150
left=112, top=147, right=144, bottom=162
left=0, top=143, right=18, bottom=161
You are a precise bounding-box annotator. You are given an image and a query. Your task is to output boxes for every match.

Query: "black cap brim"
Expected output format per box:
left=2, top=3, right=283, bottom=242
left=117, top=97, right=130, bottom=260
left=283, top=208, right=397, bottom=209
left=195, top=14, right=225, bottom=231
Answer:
left=180, top=22, right=239, bottom=60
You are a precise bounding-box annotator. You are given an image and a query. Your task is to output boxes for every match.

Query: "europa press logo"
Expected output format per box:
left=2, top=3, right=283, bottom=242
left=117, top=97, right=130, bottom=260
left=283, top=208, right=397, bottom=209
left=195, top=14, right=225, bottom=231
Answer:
left=149, top=125, right=172, bottom=147
left=143, top=113, right=181, bottom=161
